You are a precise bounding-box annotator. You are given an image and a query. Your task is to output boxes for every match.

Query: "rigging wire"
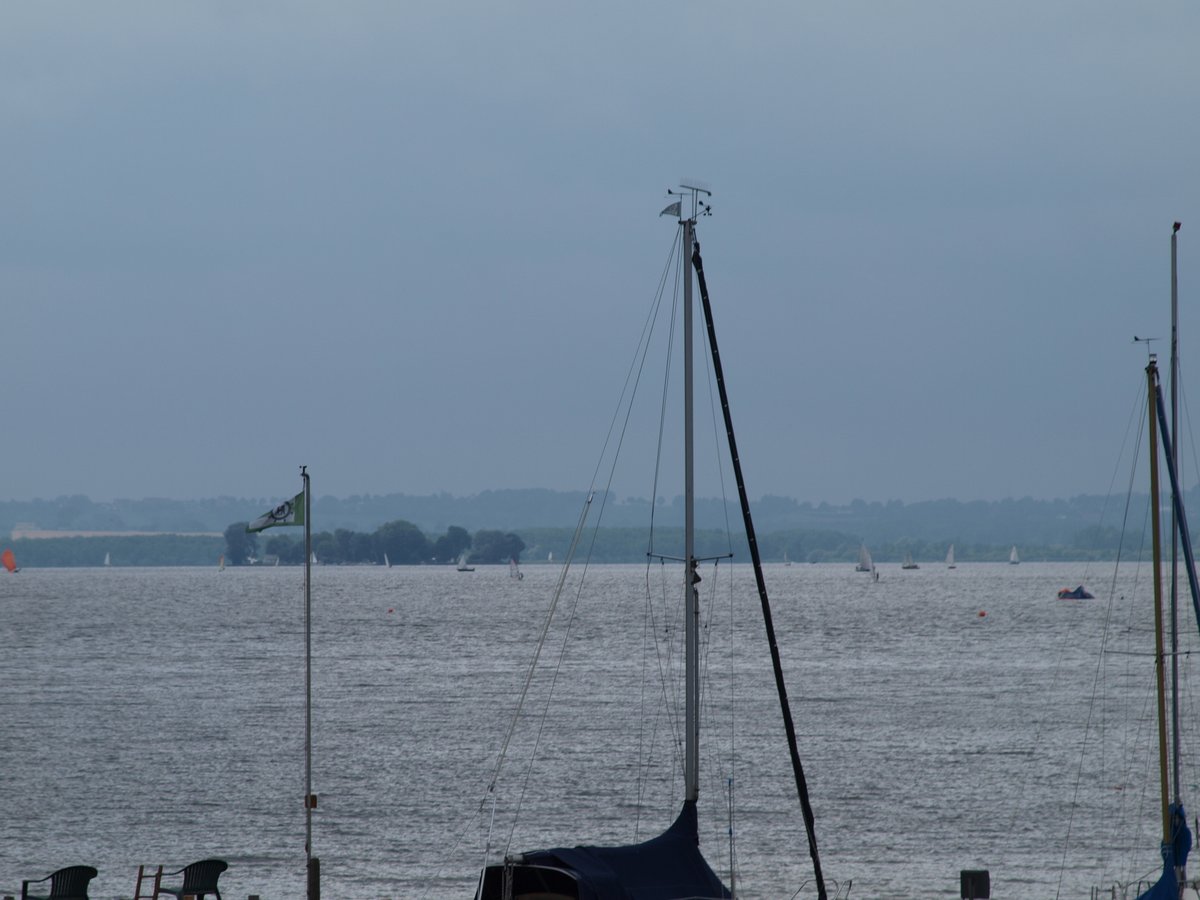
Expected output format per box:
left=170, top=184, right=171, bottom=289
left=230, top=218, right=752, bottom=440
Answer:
left=453, top=217, right=764, bottom=893
left=1173, top=371, right=1200, bottom=829
left=636, top=558, right=680, bottom=838
left=500, top=229, right=685, bottom=858
left=458, top=226, right=683, bottom=871
left=647, top=227, right=683, bottom=558
left=1055, top=380, right=1148, bottom=899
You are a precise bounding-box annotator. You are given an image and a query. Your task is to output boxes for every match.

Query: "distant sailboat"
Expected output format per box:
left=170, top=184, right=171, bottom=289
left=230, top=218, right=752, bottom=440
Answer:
left=901, top=552, right=918, bottom=570
left=1009, top=545, right=1020, bottom=565
left=218, top=554, right=224, bottom=571
left=2, top=548, right=18, bottom=573
left=384, top=552, right=391, bottom=569
left=456, top=552, right=474, bottom=573
left=855, top=544, right=873, bottom=572
left=946, top=544, right=956, bottom=569
left=104, top=552, right=111, bottom=567
left=509, top=557, right=523, bottom=580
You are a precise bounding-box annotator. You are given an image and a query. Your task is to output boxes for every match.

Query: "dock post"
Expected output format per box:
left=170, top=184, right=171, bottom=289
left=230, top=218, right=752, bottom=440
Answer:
left=307, top=856, right=320, bottom=900
left=960, top=869, right=990, bottom=899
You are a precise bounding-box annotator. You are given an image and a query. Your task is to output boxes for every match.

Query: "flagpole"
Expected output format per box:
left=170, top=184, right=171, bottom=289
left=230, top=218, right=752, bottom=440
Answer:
left=302, top=465, right=318, bottom=899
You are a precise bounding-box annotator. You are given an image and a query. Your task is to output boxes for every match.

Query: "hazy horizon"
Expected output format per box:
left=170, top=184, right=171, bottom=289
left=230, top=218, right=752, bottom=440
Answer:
left=3, top=4, right=1196, bottom=508
left=0, top=483, right=1138, bottom=507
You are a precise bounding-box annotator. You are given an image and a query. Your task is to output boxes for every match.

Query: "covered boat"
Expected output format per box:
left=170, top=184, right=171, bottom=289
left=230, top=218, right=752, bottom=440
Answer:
left=475, top=801, right=729, bottom=900
left=1057, top=585, right=1094, bottom=600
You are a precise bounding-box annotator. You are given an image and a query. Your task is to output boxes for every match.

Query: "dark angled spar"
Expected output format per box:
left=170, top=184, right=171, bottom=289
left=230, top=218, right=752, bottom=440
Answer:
left=472, top=186, right=829, bottom=900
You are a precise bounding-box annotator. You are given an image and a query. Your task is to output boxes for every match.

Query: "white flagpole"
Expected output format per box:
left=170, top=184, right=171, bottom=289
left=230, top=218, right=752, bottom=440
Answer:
left=301, top=465, right=318, bottom=898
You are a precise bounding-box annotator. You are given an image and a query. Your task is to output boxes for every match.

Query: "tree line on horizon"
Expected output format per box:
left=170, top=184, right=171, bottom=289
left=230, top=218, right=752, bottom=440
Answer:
left=0, top=488, right=1164, bottom=549
left=0, top=523, right=1159, bottom=568
left=223, top=520, right=527, bottom=567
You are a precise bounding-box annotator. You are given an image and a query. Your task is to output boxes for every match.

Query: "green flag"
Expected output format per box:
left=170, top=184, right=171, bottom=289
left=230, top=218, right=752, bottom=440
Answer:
left=247, top=492, right=305, bottom=532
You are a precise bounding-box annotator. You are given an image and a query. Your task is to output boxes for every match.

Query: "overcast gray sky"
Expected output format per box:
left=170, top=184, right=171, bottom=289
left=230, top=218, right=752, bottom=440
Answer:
left=2, top=2, right=1197, bottom=505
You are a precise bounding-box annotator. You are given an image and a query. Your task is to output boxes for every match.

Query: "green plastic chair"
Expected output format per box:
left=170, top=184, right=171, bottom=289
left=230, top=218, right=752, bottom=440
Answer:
left=20, top=866, right=98, bottom=900
left=154, top=859, right=227, bottom=900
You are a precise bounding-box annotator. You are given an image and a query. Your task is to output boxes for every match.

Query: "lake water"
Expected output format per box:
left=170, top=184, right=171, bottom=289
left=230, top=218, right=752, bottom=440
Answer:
left=2, top=561, right=1196, bottom=899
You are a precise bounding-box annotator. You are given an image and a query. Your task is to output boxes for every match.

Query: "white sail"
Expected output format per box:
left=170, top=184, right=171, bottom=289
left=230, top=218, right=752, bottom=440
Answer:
left=1009, top=545, right=1020, bottom=565
left=946, top=544, right=956, bottom=568
left=856, top=544, right=873, bottom=572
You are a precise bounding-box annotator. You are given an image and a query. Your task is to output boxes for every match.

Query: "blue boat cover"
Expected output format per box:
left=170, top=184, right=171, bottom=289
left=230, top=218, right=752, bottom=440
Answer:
left=1136, top=802, right=1192, bottom=900
left=1057, top=585, right=1095, bottom=599
left=520, top=800, right=731, bottom=900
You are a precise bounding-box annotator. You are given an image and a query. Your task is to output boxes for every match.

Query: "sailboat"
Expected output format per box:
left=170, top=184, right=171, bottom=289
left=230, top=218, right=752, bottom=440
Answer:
left=104, top=552, right=111, bottom=567
left=456, top=552, right=474, bottom=573
left=508, top=557, right=523, bottom=580
left=946, top=544, right=956, bottom=569
left=472, top=187, right=828, bottom=899
left=2, top=548, right=18, bottom=573
left=384, top=552, right=391, bottom=569
left=1008, top=545, right=1020, bottom=565
left=855, top=543, right=873, bottom=572
left=901, top=552, right=919, bottom=570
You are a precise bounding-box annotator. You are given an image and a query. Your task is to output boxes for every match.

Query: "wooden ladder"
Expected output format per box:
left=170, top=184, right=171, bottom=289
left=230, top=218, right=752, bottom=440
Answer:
left=133, top=865, right=162, bottom=900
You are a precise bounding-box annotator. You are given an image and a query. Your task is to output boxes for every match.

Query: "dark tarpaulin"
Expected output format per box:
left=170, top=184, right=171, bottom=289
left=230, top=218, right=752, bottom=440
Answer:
left=520, top=800, right=731, bottom=900
left=1136, top=802, right=1192, bottom=900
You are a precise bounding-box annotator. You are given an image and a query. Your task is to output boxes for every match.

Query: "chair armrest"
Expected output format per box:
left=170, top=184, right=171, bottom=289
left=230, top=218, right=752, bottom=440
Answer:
left=22, top=873, right=51, bottom=900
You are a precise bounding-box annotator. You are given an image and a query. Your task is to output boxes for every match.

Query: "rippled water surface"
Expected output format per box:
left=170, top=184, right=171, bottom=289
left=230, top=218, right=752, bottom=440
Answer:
left=3, top=561, right=1197, bottom=899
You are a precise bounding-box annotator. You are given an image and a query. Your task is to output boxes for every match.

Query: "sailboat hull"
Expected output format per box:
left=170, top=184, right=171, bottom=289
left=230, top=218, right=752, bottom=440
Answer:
left=475, top=802, right=730, bottom=900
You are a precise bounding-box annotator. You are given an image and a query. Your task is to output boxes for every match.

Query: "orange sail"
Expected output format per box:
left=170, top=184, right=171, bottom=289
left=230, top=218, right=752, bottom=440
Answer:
left=2, top=548, right=17, bottom=573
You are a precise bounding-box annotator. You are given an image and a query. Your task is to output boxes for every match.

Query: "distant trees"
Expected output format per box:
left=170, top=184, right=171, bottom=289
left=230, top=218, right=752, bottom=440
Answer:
left=223, top=522, right=258, bottom=566
left=232, top=520, right=523, bottom=566
left=431, top=525, right=471, bottom=563
left=7, top=534, right=224, bottom=567
left=265, top=533, right=306, bottom=565
left=470, top=530, right=526, bottom=564
left=0, top=487, right=1180, bottom=553
left=376, top=520, right=431, bottom=565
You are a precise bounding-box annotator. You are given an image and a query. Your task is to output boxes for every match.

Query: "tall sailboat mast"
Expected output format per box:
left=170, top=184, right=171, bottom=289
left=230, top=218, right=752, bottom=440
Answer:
left=1169, top=221, right=1183, bottom=810
left=1147, top=356, right=1173, bottom=847
left=674, top=182, right=709, bottom=804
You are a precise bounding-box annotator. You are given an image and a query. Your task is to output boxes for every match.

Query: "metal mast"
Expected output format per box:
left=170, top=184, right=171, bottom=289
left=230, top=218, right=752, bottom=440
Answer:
left=1148, top=358, right=1173, bottom=847
left=672, top=182, right=709, bottom=804
left=302, top=466, right=319, bottom=899
left=1169, top=221, right=1182, bottom=808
